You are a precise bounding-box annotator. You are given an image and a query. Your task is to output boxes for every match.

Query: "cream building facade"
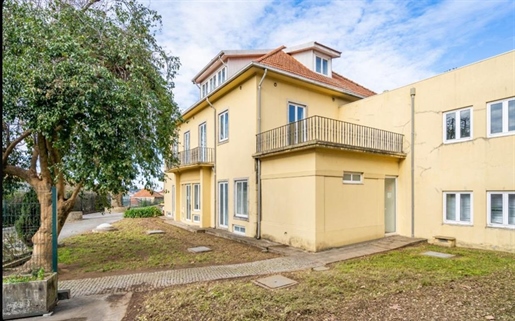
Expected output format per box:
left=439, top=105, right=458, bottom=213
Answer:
left=164, top=42, right=514, bottom=253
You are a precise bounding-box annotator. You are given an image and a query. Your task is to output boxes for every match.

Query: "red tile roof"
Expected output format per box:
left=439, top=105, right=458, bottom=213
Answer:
left=132, top=189, right=164, bottom=198
left=255, top=47, right=375, bottom=98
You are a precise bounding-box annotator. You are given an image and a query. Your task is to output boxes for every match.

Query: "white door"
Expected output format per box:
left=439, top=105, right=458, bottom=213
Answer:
left=288, top=103, right=306, bottom=144
left=218, top=182, right=228, bottom=227
left=199, top=123, right=207, bottom=162
left=384, top=177, right=396, bottom=233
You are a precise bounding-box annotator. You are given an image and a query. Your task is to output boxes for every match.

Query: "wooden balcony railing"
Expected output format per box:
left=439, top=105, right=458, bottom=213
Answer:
left=167, top=147, right=214, bottom=170
left=256, top=115, right=404, bottom=155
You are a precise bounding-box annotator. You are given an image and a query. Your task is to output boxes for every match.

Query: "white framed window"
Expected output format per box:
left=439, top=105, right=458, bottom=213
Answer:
left=487, top=192, right=515, bottom=229
left=219, top=110, right=229, bottom=142
left=193, top=183, right=200, bottom=211
left=234, top=180, right=248, bottom=218
left=217, top=67, right=226, bottom=86
left=343, top=172, right=362, bottom=184
left=443, top=107, right=472, bottom=143
left=315, top=56, right=329, bottom=75
left=443, top=192, right=472, bottom=225
left=201, top=83, right=208, bottom=98
left=233, top=225, right=246, bottom=235
left=487, top=97, right=515, bottom=137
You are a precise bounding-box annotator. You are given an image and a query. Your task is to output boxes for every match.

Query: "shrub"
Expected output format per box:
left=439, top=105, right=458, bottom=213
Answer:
left=123, top=206, right=162, bottom=218
left=15, top=188, right=41, bottom=248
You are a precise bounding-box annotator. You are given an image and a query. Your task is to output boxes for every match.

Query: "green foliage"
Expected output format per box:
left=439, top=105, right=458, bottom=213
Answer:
left=124, top=206, right=162, bottom=218
left=3, top=268, right=46, bottom=284
left=2, top=0, right=181, bottom=195
left=14, top=188, right=41, bottom=247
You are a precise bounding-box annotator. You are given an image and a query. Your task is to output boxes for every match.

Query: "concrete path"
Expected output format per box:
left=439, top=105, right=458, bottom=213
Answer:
left=59, top=235, right=426, bottom=297
left=58, top=212, right=124, bottom=242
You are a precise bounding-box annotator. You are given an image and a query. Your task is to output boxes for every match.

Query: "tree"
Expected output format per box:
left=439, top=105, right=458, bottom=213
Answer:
left=2, top=0, right=180, bottom=269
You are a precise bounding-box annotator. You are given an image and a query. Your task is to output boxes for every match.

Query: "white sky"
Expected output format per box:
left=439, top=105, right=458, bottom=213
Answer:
left=142, top=0, right=515, bottom=111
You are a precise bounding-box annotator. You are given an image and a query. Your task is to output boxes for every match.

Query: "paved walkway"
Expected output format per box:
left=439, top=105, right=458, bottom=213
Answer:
left=59, top=235, right=426, bottom=297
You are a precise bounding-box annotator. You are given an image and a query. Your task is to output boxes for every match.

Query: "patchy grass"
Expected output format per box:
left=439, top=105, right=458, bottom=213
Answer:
left=127, top=244, right=515, bottom=321
left=58, top=218, right=278, bottom=280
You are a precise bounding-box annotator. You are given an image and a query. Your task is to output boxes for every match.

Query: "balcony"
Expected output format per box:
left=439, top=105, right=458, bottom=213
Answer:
left=255, top=115, right=405, bottom=158
left=167, top=147, right=214, bottom=171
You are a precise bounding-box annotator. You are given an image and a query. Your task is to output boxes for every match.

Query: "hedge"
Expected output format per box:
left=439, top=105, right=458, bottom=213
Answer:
left=123, top=206, right=162, bottom=218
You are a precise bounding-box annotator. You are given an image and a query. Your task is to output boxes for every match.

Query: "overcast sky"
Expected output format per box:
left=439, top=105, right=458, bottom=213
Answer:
left=142, top=0, right=515, bottom=111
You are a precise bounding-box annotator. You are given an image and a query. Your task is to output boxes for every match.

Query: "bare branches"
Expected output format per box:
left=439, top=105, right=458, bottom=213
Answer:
left=2, top=129, right=32, bottom=166
left=82, top=0, right=100, bottom=11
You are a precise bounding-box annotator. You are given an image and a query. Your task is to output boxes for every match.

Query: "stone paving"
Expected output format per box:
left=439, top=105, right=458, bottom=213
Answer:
left=59, top=235, right=426, bottom=297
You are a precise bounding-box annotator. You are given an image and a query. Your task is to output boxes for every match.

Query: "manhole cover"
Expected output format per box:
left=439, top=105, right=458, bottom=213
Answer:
left=188, top=246, right=212, bottom=253
left=422, top=251, right=455, bottom=259
left=253, top=275, right=298, bottom=289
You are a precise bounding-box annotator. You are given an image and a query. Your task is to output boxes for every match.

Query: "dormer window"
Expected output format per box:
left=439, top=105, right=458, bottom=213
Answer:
left=315, top=56, right=329, bottom=75
left=200, top=67, right=227, bottom=98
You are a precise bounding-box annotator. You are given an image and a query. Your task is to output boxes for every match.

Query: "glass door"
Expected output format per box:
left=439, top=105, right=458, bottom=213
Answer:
left=288, top=103, right=306, bottom=145
left=199, top=123, right=206, bottom=162
left=218, top=182, right=228, bottom=227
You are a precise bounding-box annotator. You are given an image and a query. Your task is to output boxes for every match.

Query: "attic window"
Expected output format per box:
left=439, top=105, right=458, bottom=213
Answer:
left=315, top=56, right=329, bottom=75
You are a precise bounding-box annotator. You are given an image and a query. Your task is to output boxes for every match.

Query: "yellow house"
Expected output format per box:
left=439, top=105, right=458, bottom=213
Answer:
left=164, top=42, right=514, bottom=253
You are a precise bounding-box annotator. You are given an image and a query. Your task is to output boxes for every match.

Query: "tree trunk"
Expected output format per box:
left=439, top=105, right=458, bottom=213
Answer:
left=111, top=193, right=123, bottom=207
left=23, top=188, right=53, bottom=272
left=22, top=186, right=78, bottom=272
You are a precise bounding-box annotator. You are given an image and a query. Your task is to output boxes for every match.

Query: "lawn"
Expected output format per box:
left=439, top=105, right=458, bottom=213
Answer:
left=125, top=244, right=515, bottom=321
left=58, top=217, right=278, bottom=280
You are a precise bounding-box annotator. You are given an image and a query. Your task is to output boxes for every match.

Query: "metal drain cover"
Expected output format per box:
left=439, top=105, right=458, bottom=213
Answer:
left=253, top=275, right=298, bottom=289
left=188, top=246, right=212, bottom=253
left=422, top=251, right=455, bottom=259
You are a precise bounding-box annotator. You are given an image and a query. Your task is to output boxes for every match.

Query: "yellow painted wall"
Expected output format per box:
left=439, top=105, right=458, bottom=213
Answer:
left=314, top=149, right=401, bottom=250
left=261, top=150, right=317, bottom=250
left=260, top=75, right=351, bottom=133
left=340, top=51, right=515, bottom=252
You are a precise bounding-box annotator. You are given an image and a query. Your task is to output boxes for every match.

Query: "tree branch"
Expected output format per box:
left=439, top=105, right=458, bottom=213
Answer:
left=82, top=0, right=101, bottom=11
left=4, top=164, right=40, bottom=188
left=30, top=134, right=39, bottom=172
left=2, top=129, right=32, bottom=166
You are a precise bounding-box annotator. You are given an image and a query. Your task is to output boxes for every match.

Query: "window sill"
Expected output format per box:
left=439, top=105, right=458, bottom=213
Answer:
left=218, top=139, right=229, bottom=146
left=487, top=131, right=515, bottom=139
left=443, top=221, right=473, bottom=226
left=486, top=224, right=515, bottom=230
left=234, top=215, right=249, bottom=221
left=443, top=137, right=473, bottom=144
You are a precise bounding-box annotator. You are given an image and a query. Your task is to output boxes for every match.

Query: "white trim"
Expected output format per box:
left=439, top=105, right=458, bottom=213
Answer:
left=314, top=54, right=330, bottom=76
left=218, top=110, right=229, bottom=142
left=487, top=97, right=515, bottom=138
left=443, top=192, right=473, bottom=225
left=193, top=183, right=201, bottom=211
left=234, top=179, right=249, bottom=219
left=343, top=172, right=363, bottom=184
left=233, top=224, right=246, bottom=235
left=487, top=191, right=515, bottom=229
left=443, top=107, right=473, bottom=144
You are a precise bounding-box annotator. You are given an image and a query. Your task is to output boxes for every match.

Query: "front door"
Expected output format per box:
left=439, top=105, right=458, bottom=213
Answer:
left=384, top=177, right=396, bottom=233
left=218, top=182, right=228, bottom=228
left=185, top=184, right=192, bottom=221
left=199, top=123, right=207, bottom=162
left=288, top=103, right=306, bottom=144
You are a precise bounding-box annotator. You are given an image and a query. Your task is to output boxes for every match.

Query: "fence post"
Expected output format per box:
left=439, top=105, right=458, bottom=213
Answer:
left=51, top=186, right=58, bottom=273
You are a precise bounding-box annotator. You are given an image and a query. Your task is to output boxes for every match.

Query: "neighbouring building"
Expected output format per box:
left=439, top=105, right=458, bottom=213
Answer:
left=164, top=42, right=514, bottom=253
left=130, top=189, right=164, bottom=207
